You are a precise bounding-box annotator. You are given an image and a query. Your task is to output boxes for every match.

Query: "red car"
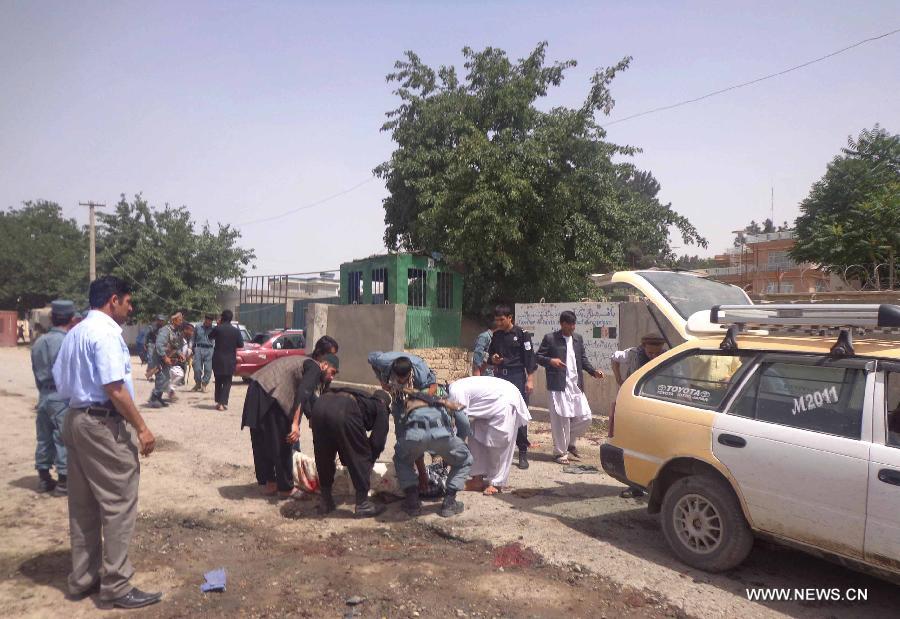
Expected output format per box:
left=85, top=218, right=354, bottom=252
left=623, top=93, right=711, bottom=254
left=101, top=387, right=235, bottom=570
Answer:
left=236, top=329, right=306, bottom=379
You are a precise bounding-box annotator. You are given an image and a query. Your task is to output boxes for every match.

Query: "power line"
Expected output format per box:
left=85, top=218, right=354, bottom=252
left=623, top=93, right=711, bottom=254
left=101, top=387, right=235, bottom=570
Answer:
left=601, top=27, right=900, bottom=128
left=234, top=176, right=377, bottom=226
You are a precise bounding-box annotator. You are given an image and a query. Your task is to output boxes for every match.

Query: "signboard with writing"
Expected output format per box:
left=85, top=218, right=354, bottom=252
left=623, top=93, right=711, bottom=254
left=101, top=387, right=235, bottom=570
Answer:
left=515, top=302, right=619, bottom=371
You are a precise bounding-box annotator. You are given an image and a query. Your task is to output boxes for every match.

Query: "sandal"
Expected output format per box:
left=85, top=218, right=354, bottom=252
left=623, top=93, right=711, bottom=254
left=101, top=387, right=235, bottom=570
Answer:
left=554, top=455, right=571, bottom=465
left=278, top=488, right=301, bottom=499
left=483, top=485, right=502, bottom=496
left=567, top=446, right=582, bottom=461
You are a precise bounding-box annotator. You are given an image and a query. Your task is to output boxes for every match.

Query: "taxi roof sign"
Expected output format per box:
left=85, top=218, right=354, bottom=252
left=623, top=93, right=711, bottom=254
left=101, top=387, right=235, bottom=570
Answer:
left=710, top=304, right=900, bottom=329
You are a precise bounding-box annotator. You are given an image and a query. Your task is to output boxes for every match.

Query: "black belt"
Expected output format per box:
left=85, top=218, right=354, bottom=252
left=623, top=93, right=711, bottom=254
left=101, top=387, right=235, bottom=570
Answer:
left=406, top=418, right=443, bottom=430
left=498, top=367, right=524, bottom=377
left=83, top=403, right=121, bottom=419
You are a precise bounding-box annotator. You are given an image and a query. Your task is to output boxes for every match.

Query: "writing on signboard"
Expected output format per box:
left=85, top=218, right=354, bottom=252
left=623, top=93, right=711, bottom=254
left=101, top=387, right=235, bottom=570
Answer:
left=516, top=302, right=619, bottom=371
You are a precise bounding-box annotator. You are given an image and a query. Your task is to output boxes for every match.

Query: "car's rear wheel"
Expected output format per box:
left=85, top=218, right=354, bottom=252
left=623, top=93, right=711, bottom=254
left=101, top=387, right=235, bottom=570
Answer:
left=660, top=474, right=753, bottom=572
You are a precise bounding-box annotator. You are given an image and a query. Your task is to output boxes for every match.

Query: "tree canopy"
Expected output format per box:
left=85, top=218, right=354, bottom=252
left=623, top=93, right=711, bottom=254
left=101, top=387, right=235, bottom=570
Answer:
left=97, top=194, right=255, bottom=321
left=732, top=218, right=790, bottom=246
left=0, top=201, right=88, bottom=312
left=375, top=43, right=706, bottom=314
left=790, top=125, right=900, bottom=288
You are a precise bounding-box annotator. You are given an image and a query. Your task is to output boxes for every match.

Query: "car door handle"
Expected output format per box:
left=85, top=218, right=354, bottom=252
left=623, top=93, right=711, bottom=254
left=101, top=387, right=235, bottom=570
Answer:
left=718, top=434, right=747, bottom=448
left=878, top=469, right=900, bottom=486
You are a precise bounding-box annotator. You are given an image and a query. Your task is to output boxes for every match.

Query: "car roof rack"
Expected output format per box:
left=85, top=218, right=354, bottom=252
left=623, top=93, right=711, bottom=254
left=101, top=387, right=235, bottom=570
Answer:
left=709, top=304, right=900, bottom=357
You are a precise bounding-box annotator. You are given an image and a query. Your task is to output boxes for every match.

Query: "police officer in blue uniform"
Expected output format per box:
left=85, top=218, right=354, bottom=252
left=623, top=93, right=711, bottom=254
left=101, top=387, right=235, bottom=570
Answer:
left=368, top=352, right=471, bottom=518
left=191, top=314, right=215, bottom=392
left=487, top=304, right=537, bottom=469
left=31, top=299, right=77, bottom=494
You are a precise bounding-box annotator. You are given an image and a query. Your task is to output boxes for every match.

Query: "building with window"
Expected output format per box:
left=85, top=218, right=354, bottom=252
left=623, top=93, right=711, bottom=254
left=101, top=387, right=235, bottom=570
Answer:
left=339, top=253, right=462, bottom=347
left=705, top=230, right=830, bottom=294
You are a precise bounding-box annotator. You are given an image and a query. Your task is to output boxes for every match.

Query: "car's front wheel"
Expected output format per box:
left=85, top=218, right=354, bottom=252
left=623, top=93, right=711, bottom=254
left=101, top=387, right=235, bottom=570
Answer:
left=660, top=474, right=753, bottom=572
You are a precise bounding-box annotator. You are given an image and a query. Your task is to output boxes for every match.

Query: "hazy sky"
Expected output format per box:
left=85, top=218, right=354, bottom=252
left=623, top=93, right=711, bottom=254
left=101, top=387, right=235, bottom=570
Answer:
left=2, top=1, right=898, bottom=277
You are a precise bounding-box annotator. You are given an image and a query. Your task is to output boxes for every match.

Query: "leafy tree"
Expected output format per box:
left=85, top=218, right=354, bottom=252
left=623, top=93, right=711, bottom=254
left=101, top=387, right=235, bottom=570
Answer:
left=675, top=255, right=718, bottom=270
left=732, top=218, right=778, bottom=247
left=0, top=201, right=88, bottom=312
left=791, top=125, right=900, bottom=288
left=375, top=43, right=706, bottom=314
left=96, top=194, right=255, bottom=321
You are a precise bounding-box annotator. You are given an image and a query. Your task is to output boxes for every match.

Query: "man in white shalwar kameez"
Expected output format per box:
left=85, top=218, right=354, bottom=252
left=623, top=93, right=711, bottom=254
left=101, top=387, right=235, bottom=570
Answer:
left=535, top=311, right=604, bottom=464
left=449, top=376, right=530, bottom=494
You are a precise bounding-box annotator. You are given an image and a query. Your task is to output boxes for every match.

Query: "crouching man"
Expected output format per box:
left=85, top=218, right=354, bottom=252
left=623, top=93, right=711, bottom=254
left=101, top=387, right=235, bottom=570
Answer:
left=309, top=388, right=391, bottom=517
left=449, top=375, right=530, bottom=495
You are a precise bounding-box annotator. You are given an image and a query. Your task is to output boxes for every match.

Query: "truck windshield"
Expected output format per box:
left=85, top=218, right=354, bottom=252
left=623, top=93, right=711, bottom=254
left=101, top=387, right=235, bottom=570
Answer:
left=639, top=271, right=750, bottom=319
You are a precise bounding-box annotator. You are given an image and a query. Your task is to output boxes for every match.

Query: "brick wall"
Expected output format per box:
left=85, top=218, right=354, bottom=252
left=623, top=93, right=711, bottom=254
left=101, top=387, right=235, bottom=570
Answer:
left=406, top=347, right=472, bottom=383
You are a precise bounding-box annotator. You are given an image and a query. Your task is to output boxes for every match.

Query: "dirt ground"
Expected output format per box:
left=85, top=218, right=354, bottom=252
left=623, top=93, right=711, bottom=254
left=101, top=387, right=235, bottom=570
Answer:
left=1, top=346, right=898, bottom=618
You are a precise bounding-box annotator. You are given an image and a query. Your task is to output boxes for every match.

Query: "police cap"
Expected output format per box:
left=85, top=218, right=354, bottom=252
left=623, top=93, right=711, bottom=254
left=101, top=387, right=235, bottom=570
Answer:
left=51, top=299, right=76, bottom=319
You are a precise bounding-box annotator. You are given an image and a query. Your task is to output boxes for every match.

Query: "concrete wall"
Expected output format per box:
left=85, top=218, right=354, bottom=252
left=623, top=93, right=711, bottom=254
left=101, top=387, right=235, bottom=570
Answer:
left=311, top=304, right=406, bottom=385
left=0, top=311, right=17, bottom=347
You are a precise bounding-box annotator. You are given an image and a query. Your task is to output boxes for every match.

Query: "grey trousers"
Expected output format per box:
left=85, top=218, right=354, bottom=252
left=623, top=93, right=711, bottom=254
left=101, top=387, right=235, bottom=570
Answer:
left=35, top=399, right=67, bottom=475
left=62, top=408, right=140, bottom=601
left=193, top=347, right=213, bottom=385
left=151, top=365, right=170, bottom=399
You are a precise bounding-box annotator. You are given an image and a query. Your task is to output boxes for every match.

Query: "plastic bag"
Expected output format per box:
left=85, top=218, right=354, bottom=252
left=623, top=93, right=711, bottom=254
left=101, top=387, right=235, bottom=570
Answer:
left=420, top=462, right=448, bottom=499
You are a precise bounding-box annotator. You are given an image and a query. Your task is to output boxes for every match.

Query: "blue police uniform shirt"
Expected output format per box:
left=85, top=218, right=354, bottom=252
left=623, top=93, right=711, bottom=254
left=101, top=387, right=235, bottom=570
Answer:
left=53, top=310, right=135, bottom=407
left=194, top=323, right=214, bottom=347
left=472, top=330, right=494, bottom=376
left=367, top=351, right=437, bottom=389
left=31, top=327, right=68, bottom=404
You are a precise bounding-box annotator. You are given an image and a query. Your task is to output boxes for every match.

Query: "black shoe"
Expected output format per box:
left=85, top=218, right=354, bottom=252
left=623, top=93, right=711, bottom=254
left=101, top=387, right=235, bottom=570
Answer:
left=109, top=587, right=162, bottom=609
left=66, top=580, right=100, bottom=601
left=355, top=500, right=385, bottom=518
left=37, top=471, right=56, bottom=493
left=320, top=490, right=336, bottom=514
left=439, top=491, right=464, bottom=518
left=147, top=399, right=163, bottom=409
left=518, top=452, right=529, bottom=470
left=402, top=487, right=421, bottom=517
left=53, top=482, right=68, bottom=497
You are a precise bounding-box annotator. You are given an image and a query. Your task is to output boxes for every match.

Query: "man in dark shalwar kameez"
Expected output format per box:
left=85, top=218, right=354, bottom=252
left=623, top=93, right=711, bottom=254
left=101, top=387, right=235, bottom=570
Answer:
left=241, top=354, right=338, bottom=498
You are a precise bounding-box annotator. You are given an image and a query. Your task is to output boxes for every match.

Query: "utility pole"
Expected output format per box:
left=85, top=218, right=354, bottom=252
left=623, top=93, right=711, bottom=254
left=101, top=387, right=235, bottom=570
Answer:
left=80, top=201, right=105, bottom=281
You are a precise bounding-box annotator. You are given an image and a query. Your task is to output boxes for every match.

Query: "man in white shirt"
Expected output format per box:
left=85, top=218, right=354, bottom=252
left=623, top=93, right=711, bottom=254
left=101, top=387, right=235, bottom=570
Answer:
left=535, top=311, right=604, bottom=464
left=53, top=276, right=161, bottom=610
left=449, top=375, right=530, bottom=494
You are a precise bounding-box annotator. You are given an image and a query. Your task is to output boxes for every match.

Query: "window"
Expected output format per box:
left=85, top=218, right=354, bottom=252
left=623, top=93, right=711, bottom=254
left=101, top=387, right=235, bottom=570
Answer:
left=407, top=268, right=427, bottom=307
left=639, top=271, right=750, bottom=319
left=729, top=359, right=866, bottom=439
left=347, top=271, right=363, bottom=304
left=437, top=272, right=453, bottom=309
left=887, top=370, right=900, bottom=448
left=598, top=282, right=646, bottom=300
left=767, top=250, right=797, bottom=271
left=371, top=267, right=388, bottom=304
left=639, top=350, right=752, bottom=409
